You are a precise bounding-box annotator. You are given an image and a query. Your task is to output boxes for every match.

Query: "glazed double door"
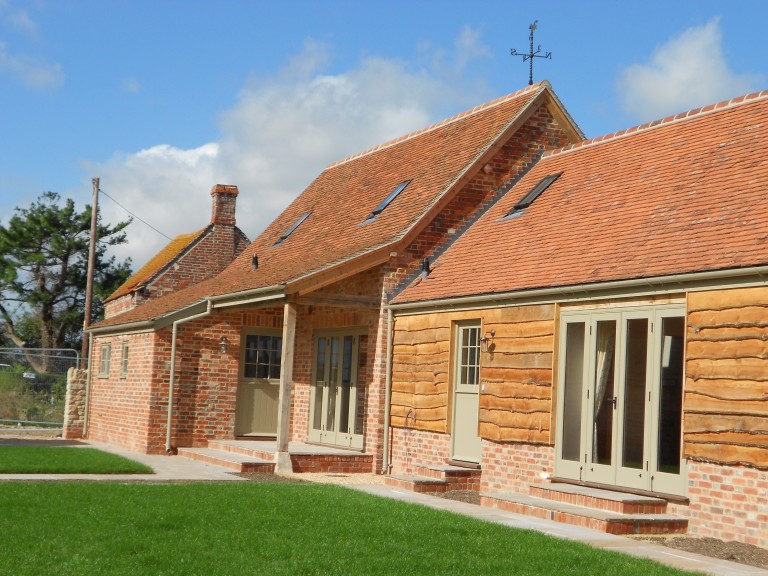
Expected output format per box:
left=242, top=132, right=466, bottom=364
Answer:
left=556, top=306, right=686, bottom=495
left=308, top=331, right=367, bottom=449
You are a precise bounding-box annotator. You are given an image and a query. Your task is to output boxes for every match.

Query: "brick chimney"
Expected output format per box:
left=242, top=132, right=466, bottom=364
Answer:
left=210, top=184, right=239, bottom=226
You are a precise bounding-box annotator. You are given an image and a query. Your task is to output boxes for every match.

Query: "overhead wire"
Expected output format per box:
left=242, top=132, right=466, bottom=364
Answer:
left=98, top=188, right=173, bottom=240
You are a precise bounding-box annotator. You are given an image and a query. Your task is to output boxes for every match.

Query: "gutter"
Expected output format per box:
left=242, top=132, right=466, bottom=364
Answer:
left=381, top=307, right=394, bottom=474
left=389, top=265, right=768, bottom=314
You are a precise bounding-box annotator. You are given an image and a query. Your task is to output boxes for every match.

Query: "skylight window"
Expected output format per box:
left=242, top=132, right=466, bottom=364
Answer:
left=505, top=172, right=562, bottom=217
left=273, top=211, right=311, bottom=246
left=363, top=180, right=411, bottom=223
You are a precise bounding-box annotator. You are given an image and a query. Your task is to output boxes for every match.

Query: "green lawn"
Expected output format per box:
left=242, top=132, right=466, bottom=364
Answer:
left=0, top=483, right=697, bottom=576
left=0, top=446, right=153, bottom=474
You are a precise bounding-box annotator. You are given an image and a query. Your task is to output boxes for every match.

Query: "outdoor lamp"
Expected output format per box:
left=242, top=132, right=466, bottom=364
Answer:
left=480, top=329, right=495, bottom=353
left=219, top=336, right=229, bottom=354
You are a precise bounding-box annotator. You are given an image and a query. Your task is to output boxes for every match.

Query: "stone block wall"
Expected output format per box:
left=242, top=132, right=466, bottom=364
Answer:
left=63, top=368, right=88, bottom=439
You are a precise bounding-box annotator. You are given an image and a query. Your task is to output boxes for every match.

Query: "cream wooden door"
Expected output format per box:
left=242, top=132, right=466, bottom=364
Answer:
left=451, top=322, right=482, bottom=464
left=235, top=331, right=281, bottom=437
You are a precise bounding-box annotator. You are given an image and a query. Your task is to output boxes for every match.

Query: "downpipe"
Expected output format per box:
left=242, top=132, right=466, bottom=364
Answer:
left=381, top=307, right=394, bottom=474
left=166, top=300, right=213, bottom=454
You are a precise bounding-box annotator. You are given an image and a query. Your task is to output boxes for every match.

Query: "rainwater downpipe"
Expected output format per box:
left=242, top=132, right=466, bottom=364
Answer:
left=381, top=307, right=394, bottom=474
left=166, top=301, right=213, bottom=454
left=82, top=344, right=95, bottom=436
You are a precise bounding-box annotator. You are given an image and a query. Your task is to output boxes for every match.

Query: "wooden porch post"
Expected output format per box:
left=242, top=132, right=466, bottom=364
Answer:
left=274, top=300, right=296, bottom=472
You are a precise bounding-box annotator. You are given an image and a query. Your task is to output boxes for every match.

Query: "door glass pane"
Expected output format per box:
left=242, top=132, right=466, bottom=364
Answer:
left=326, top=337, right=339, bottom=432
left=561, top=322, right=585, bottom=462
left=657, top=317, right=684, bottom=474
left=458, top=326, right=481, bottom=386
left=593, top=320, right=616, bottom=465
left=339, top=336, right=353, bottom=434
left=243, top=334, right=282, bottom=379
left=354, top=335, right=368, bottom=436
left=312, top=338, right=326, bottom=430
left=622, top=319, right=648, bottom=469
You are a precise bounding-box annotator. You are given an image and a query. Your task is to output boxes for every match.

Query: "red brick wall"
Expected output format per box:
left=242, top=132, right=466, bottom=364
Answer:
left=86, top=331, right=165, bottom=453
left=667, top=462, right=768, bottom=549
left=480, top=441, right=555, bottom=493
left=388, top=427, right=451, bottom=475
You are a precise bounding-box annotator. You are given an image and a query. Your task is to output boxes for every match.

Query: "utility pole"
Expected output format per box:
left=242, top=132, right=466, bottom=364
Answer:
left=511, top=20, right=552, bottom=86
left=80, top=177, right=99, bottom=368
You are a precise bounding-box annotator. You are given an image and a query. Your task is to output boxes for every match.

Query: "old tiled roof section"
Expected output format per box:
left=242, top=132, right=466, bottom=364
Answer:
left=394, top=90, right=768, bottom=304
left=94, top=82, right=566, bottom=328
left=105, top=229, right=205, bottom=302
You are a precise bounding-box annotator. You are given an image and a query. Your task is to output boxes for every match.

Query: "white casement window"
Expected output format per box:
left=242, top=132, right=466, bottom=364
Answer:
left=99, top=343, right=112, bottom=377
left=120, top=342, right=129, bottom=377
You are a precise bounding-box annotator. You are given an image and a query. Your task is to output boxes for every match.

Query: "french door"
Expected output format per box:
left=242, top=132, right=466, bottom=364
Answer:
left=308, top=331, right=367, bottom=449
left=555, top=305, right=686, bottom=495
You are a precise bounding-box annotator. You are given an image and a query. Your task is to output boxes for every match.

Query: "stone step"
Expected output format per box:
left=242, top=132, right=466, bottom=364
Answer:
left=481, top=492, right=688, bottom=536
left=529, top=482, right=668, bottom=514
left=177, top=447, right=275, bottom=473
left=205, top=440, right=374, bottom=474
left=384, top=474, right=452, bottom=493
left=207, top=439, right=273, bottom=460
left=414, top=465, right=482, bottom=490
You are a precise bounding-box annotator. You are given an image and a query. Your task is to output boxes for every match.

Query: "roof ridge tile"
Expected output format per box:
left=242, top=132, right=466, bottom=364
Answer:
left=326, top=82, right=546, bottom=170
left=543, top=89, right=768, bottom=159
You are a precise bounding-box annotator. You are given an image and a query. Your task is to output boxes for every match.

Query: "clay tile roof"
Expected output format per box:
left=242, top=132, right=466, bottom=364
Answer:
left=104, top=228, right=206, bottom=303
left=394, top=90, right=768, bottom=304
left=94, top=82, right=577, bottom=329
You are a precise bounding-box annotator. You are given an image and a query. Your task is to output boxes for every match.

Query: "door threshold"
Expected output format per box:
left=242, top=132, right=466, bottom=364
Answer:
left=549, top=477, right=689, bottom=504
left=235, top=435, right=277, bottom=441
left=447, top=459, right=481, bottom=469
left=303, top=440, right=365, bottom=453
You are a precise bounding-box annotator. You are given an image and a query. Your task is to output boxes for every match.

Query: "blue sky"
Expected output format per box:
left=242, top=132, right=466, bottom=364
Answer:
left=1, top=0, right=766, bottom=269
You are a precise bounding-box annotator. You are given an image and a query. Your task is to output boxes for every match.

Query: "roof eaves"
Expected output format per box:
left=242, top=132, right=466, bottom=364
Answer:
left=390, top=264, right=768, bottom=311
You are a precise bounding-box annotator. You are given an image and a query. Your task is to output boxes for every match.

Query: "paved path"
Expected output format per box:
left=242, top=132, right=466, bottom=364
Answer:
left=0, top=437, right=765, bottom=576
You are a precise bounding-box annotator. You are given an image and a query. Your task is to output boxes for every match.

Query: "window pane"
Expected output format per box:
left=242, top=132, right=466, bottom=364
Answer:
left=561, top=322, right=585, bottom=462
left=657, top=317, right=684, bottom=475
left=622, top=318, right=648, bottom=470
left=592, top=320, right=616, bottom=465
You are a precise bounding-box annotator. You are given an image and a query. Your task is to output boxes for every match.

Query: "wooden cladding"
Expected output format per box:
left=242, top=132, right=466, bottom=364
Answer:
left=685, top=286, right=768, bottom=469
left=391, top=304, right=555, bottom=442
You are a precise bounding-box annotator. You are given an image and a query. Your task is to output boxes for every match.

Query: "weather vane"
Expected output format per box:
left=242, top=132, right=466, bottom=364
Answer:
left=510, top=20, right=551, bottom=86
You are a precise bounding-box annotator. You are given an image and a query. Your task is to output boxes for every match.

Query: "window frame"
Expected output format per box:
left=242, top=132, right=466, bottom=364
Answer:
left=120, top=341, right=129, bottom=378
left=98, top=343, right=112, bottom=377
left=240, top=329, right=283, bottom=381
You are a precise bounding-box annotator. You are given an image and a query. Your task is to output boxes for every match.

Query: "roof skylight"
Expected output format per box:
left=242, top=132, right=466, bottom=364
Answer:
left=364, top=180, right=411, bottom=223
left=505, top=172, right=562, bottom=217
left=273, top=211, right=312, bottom=246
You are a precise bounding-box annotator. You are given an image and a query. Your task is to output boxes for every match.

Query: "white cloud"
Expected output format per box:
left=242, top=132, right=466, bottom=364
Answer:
left=122, top=77, right=141, bottom=93
left=89, top=32, right=492, bottom=270
left=0, top=1, right=38, bottom=38
left=0, top=41, right=63, bottom=89
left=617, top=19, right=763, bottom=122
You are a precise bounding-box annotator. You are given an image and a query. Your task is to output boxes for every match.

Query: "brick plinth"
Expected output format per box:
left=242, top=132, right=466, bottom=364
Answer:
left=667, top=461, right=768, bottom=549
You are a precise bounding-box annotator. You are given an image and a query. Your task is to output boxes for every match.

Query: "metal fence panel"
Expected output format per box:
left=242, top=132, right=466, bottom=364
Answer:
left=0, top=348, right=80, bottom=427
